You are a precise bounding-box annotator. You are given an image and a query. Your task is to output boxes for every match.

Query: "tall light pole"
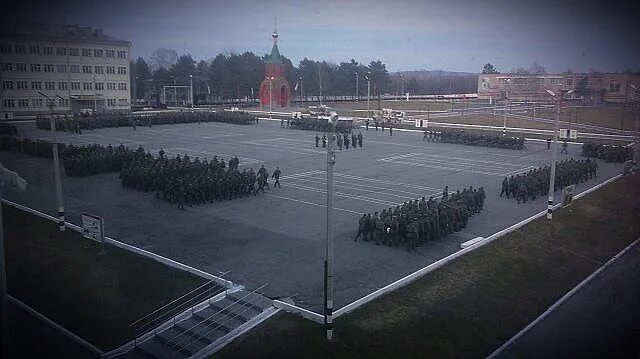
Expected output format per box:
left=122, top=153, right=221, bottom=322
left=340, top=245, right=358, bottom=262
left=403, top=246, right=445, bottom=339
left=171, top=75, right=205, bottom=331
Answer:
left=324, top=112, right=337, bottom=341
left=37, top=92, right=65, bottom=231
left=503, top=78, right=511, bottom=136
left=354, top=72, right=359, bottom=101
left=269, top=76, right=274, bottom=119
left=366, top=71, right=371, bottom=120
left=299, top=76, right=303, bottom=103
left=545, top=89, right=573, bottom=220
left=189, top=74, right=194, bottom=109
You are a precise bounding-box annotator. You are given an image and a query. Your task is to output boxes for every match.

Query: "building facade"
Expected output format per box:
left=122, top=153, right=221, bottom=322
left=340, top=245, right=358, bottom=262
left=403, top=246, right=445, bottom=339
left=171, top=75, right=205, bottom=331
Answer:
left=0, top=22, right=131, bottom=117
left=478, top=73, right=640, bottom=103
left=259, top=26, right=291, bottom=108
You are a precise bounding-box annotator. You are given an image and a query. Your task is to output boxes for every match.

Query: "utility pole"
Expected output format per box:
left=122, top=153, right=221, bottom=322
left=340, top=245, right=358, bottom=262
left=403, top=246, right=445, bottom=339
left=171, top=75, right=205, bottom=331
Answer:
left=319, top=67, right=323, bottom=106
left=324, top=112, right=337, bottom=341
left=631, top=85, right=639, bottom=164
left=503, top=78, right=510, bottom=136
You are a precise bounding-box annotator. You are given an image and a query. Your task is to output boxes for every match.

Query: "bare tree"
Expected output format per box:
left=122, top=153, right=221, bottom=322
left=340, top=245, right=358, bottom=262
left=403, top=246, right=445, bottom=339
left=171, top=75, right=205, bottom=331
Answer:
left=148, top=48, right=179, bottom=71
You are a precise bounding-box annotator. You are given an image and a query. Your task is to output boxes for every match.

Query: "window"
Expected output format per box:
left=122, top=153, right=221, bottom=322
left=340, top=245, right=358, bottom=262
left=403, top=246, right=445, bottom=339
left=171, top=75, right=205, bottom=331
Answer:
left=535, top=78, right=544, bottom=85
left=82, top=65, right=92, bottom=74
left=44, top=64, right=55, bottom=72
left=57, top=64, right=67, bottom=73
left=107, top=99, right=116, bottom=106
left=45, top=81, right=56, bottom=90
left=565, top=79, right=573, bottom=87
left=31, top=81, right=42, bottom=90
left=15, top=45, right=26, bottom=54
left=71, top=82, right=81, bottom=90
left=1, top=63, right=12, bottom=72
left=18, top=99, right=30, bottom=107
left=70, top=65, right=80, bottom=73
left=550, top=78, right=562, bottom=85
left=95, top=66, right=104, bottom=74
left=94, top=49, right=103, bottom=57
left=43, top=46, right=54, bottom=55
left=118, top=83, right=127, bottom=91
left=2, top=81, right=14, bottom=90
left=106, top=66, right=115, bottom=74
left=609, top=79, right=621, bottom=93
left=30, top=63, right=41, bottom=72
left=106, top=49, right=115, bottom=58
left=16, top=63, right=27, bottom=72
left=58, top=82, right=68, bottom=90
left=94, top=82, right=104, bottom=90
left=58, top=98, right=69, bottom=107
left=3, top=99, right=16, bottom=108
left=117, top=66, right=127, bottom=75
left=56, top=47, right=67, bottom=56
left=83, top=82, right=92, bottom=90
left=118, top=99, right=128, bottom=104
left=117, top=50, right=127, bottom=59
left=82, top=48, right=92, bottom=56
left=31, top=98, right=43, bottom=107
left=0, top=44, right=11, bottom=53
left=16, top=81, right=28, bottom=89
left=69, top=48, right=79, bottom=56
left=107, top=82, right=116, bottom=90
left=29, top=45, right=40, bottom=54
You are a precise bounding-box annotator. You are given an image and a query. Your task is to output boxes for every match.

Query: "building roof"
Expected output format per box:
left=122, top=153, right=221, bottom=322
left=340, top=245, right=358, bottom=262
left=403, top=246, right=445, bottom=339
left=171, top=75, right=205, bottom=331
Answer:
left=265, top=43, right=282, bottom=65
left=0, top=21, right=130, bottom=46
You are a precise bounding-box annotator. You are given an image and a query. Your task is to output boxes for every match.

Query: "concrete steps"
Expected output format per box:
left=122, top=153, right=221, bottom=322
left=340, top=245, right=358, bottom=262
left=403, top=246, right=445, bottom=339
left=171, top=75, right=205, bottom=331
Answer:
left=123, top=289, right=273, bottom=359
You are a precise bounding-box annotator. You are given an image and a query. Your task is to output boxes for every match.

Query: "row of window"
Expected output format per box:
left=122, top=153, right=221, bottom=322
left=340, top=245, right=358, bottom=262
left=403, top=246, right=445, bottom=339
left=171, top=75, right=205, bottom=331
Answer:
left=1, top=62, right=127, bottom=75
left=3, top=98, right=128, bottom=108
left=0, top=44, right=127, bottom=58
left=2, top=80, right=127, bottom=91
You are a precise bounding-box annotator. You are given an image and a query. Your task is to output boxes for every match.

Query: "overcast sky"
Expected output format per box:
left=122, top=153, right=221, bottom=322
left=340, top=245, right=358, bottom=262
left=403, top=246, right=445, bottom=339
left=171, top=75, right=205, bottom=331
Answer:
left=4, top=0, right=640, bottom=73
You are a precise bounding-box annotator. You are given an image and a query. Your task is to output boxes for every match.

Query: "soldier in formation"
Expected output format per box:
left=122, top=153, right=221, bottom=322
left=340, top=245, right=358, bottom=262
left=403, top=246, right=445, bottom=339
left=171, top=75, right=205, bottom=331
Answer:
left=355, top=186, right=485, bottom=251
left=422, top=129, right=525, bottom=150
left=119, top=150, right=281, bottom=209
left=582, top=142, right=633, bottom=163
left=500, top=158, right=598, bottom=203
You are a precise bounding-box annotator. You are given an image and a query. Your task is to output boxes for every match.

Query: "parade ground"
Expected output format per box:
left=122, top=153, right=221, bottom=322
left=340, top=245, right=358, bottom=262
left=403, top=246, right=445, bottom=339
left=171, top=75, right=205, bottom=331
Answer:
left=0, top=118, right=625, bottom=312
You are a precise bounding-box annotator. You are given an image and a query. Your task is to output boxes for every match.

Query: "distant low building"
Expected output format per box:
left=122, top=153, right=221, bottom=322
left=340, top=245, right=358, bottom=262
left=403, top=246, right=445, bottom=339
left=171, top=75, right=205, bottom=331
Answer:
left=477, top=73, right=640, bottom=103
left=0, top=22, right=131, bottom=117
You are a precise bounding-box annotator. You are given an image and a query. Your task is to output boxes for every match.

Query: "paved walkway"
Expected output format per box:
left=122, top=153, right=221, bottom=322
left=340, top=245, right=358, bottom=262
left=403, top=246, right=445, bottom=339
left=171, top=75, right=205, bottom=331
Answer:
left=497, top=240, right=640, bottom=358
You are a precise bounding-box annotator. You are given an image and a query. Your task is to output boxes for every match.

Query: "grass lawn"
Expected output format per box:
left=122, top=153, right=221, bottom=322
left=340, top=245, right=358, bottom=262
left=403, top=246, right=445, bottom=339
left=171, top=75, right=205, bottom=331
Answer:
left=4, top=204, right=207, bottom=351
left=216, top=173, right=640, bottom=358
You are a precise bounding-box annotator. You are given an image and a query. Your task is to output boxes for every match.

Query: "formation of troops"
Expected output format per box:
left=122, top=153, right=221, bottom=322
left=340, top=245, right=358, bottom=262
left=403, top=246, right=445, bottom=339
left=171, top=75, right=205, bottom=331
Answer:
left=0, top=135, right=56, bottom=159
left=288, top=117, right=354, bottom=134
left=582, top=142, right=632, bottom=163
left=354, top=186, right=485, bottom=250
left=315, top=131, right=364, bottom=149
left=63, top=144, right=135, bottom=177
left=423, top=129, right=525, bottom=150
left=120, top=148, right=280, bottom=209
left=35, top=111, right=256, bottom=132
left=500, top=158, right=598, bottom=203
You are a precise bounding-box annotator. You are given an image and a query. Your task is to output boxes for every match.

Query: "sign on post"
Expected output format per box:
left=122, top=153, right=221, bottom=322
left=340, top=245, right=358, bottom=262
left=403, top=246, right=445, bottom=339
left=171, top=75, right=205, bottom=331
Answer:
left=81, top=213, right=104, bottom=242
left=559, top=129, right=578, bottom=140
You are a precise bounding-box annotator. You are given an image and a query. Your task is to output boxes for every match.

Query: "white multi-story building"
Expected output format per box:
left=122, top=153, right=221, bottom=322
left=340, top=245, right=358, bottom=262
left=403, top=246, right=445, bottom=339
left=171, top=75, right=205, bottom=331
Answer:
left=0, top=22, right=131, bottom=117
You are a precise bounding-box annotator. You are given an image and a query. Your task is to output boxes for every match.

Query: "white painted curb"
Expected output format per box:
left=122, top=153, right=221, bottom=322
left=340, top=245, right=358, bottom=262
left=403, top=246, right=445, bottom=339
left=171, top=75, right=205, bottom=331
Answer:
left=486, top=237, right=640, bottom=359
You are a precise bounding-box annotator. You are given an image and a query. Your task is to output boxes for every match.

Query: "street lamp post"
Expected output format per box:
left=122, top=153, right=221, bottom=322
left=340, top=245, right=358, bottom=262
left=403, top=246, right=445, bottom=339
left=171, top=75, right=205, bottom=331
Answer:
left=354, top=72, right=359, bottom=102
left=298, top=76, right=303, bottom=103
left=269, top=76, right=274, bottom=119
left=366, top=72, right=371, bottom=120
left=38, top=92, right=65, bottom=231
left=190, top=74, right=194, bottom=109
left=503, top=78, right=511, bottom=136
left=545, top=89, right=573, bottom=220
left=324, top=112, right=337, bottom=341
left=630, top=85, right=639, bottom=164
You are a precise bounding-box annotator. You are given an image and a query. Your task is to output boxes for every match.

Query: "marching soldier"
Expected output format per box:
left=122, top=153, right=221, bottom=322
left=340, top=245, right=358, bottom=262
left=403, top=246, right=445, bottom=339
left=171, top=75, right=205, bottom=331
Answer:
left=315, top=133, right=320, bottom=147
left=357, top=131, right=363, bottom=148
left=272, top=167, right=281, bottom=188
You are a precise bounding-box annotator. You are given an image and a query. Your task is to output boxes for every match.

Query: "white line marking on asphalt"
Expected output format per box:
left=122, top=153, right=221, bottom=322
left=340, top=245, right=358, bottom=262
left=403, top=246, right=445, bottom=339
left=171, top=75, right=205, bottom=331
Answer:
left=266, top=194, right=363, bottom=215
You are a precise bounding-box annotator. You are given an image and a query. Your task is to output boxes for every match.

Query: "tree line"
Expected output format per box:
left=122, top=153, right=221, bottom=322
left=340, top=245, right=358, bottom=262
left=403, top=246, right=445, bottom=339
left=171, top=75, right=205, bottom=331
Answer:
left=131, top=49, right=394, bottom=104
